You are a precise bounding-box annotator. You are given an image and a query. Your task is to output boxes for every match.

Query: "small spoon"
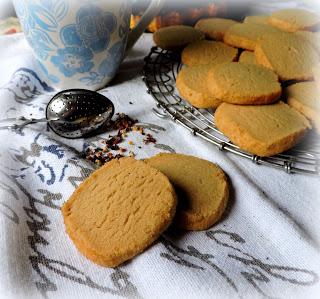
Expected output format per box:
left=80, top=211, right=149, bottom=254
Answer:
left=0, top=89, right=115, bottom=138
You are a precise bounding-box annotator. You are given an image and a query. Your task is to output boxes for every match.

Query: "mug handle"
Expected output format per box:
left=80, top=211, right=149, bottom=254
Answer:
left=126, top=0, right=165, bottom=52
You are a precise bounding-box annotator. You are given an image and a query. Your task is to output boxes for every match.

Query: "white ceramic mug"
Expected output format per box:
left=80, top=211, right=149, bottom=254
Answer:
left=13, top=0, right=164, bottom=91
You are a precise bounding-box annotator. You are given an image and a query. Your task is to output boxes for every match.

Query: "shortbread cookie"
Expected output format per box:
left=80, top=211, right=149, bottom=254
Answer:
left=207, top=62, right=281, bottom=105
left=223, top=23, right=281, bottom=50
left=244, top=15, right=269, bottom=25
left=146, top=153, right=229, bottom=231
left=153, top=25, right=205, bottom=50
left=194, top=18, right=238, bottom=41
left=255, top=31, right=319, bottom=81
left=176, top=65, right=221, bottom=109
left=62, top=158, right=177, bottom=267
left=238, top=51, right=257, bottom=64
left=268, top=8, right=320, bottom=32
left=182, top=40, right=238, bottom=66
left=215, top=102, right=310, bottom=157
left=296, top=31, right=320, bottom=54
left=286, top=82, right=320, bottom=133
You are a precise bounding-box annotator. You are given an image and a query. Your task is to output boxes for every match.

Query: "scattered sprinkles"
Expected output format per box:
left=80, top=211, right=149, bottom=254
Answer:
left=84, top=113, right=157, bottom=166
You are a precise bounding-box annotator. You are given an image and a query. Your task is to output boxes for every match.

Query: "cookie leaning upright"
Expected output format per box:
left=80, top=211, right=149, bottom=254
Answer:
left=153, top=25, right=205, bottom=50
left=255, top=31, right=319, bottom=81
left=215, top=102, right=311, bottom=157
left=194, top=18, right=238, bottom=41
left=268, top=8, right=320, bottom=32
left=176, top=65, right=221, bottom=109
left=207, top=62, right=281, bottom=105
left=62, top=158, right=177, bottom=268
left=181, top=40, right=238, bottom=66
left=285, top=82, right=320, bottom=133
left=146, top=153, right=229, bottom=231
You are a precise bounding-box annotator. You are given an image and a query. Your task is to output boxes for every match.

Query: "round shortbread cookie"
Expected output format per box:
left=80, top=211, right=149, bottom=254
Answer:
left=243, top=15, right=269, bottom=25
left=181, top=40, right=238, bottom=66
left=176, top=65, right=222, bottom=109
left=268, top=8, right=320, bottom=32
left=286, top=82, right=320, bottom=133
left=238, top=51, right=257, bottom=64
left=215, top=101, right=311, bottom=157
left=194, top=18, right=238, bottom=41
left=223, top=22, right=281, bottom=51
left=153, top=25, right=205, bottom=50
left=255, top=31, right=320, bottom=81
left=146, top=153, right=229, bottom=231
left=62, top=158, right=177, bottom=268
left=207, top=62, right=281, bottom=105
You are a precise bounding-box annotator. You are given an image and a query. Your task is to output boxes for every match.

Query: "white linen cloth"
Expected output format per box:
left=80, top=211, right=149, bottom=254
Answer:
left=0, top=31, right=319, bottom=299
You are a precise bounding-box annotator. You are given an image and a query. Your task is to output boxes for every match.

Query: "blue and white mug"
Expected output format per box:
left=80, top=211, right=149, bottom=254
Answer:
left=13, top=0, right=164, bottom=91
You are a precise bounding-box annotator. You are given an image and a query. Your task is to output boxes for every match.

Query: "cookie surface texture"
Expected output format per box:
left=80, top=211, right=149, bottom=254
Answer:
left=286, top=82, right=320, bottom=133
left=153, top=25, right=204, bottom=50
left=243, top=15, right=269, bottom=25
left=176, top=65, right=221, bottom=109
left=238, top=51, right=257, bottom=64
left=146, top=153, right=229, bottom=231
left=194, top=18, right=238, bottom=41
left=313, top=63, right=320, bottom=91
left=181, top=40, right=238, bottom=66
left=62, top=158, right=177, bottom=267
left=296, top=31, right=320, bottom=54
left=207, top=62, right=281, bottom=105
left=255, top=31, right=319, bottom=81
left=215, top=102, right=310, bottom=157
left=268, top=8, right=320, bottom=32
left=223, top=23, right=281, bottom=51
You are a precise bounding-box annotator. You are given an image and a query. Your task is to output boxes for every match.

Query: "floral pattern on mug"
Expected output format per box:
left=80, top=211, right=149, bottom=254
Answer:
left=14, top=0, right=68, bottom=60
left=75, top=5, right=117, bottom=53
left=98, top=41, right=126, bottom=77
left=51, top=47, right=94, bottom=77
left=13, top=0, right=132, bottom=89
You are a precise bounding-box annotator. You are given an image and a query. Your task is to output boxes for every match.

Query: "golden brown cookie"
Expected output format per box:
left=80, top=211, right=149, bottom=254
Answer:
left=62, top=158, right=177, bottom=268
left=176, top=65, right=222, bottom=109
left=223, top=22, right=281, bottom=50
left=215, top=101, right=310, bottom=157
left=238, top=51, right=257, bottom=64
left=181, top=40, right=238, bottom=66
left=255, top=31, right=319, bottom=81
left=268, top=8, right=320, bottom=32
left=286, top=82, right=320, bottom=133
left=207, top=62, right=281, bottom=105
left=194, top=18, right=238, bottom=41
left=243, top=15, right=269, bottom=25
left=146, top=153, right=229, bottom=231
left=296, top=31, right=320, bottom=54
left=153, top=25, right=205, bottom=50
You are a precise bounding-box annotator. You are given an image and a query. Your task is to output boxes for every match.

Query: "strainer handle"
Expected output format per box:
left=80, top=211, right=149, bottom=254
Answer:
left=0, top=117, right=49, bottom=130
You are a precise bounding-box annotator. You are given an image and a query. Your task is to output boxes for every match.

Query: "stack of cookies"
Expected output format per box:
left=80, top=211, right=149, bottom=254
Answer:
left=153, top=8, right=320, bottom=157
left=62, top=154, right=229, bottom=267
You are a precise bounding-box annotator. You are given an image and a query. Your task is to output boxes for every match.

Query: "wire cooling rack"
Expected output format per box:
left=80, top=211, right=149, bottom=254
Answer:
left=142, top=47, right=320, bottom=176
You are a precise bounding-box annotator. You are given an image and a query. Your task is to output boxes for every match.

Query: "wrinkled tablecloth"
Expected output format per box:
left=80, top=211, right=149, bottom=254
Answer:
left=0, top=29, right=319, bottom=299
